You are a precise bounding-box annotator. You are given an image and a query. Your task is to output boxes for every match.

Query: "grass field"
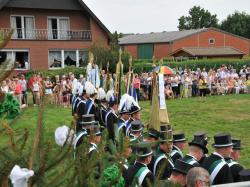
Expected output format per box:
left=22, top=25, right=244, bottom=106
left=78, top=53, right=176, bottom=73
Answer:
left=1, top=94, right=250, bottom=168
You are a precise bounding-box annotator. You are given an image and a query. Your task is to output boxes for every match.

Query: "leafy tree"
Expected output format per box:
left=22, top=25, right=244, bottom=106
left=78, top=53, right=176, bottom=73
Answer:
left=178, top=6, right=218, bottom=30
left=110, top=31, right=123, bottom=51
left=220, top=11, right=250, bottom=39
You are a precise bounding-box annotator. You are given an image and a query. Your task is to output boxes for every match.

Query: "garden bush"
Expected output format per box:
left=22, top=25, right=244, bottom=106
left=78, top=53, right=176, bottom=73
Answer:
left=24, top=66, right=87, bottom=79
left=133, top=58, right=250, bottom=73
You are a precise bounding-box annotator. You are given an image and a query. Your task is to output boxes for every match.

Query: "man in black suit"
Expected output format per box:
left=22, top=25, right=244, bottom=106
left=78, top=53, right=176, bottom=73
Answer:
left=105, top=90, right=118, bottom=142
left=192, top=132, right=209, bottom=165
left=96, top=88, right=107, bottom=131
left=202, top=133, right=234, bottom=185
left=124, top=143, right=154, bottom=187
left=84, top=82, right=98, bottom=120
left=149, top=131, right=174, bottom=180
left=225, top=139, right=244, bottom=182
left=126, top=100, right=141, bottom=136
left=182, top=135, right=208, bottom=167
left=170, top=133, right=187, bottom=164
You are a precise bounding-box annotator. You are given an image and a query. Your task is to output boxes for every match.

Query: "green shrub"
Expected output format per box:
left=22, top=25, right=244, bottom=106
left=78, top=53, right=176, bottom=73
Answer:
left=133, top=58, right=250, bottom=73
left=24, top=66, right=86, bottom=79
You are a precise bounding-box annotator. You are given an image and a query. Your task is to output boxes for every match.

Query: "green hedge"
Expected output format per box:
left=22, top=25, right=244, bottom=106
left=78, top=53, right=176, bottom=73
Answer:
left=24, top=66, right=86, bottom=79
left=22, top=58, right=250, bottom=79
left=133, top=58, right=250, bottom=73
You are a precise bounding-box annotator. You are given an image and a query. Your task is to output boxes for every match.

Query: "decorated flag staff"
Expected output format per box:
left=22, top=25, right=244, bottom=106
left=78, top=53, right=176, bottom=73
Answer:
left=126, top=56, right=137, bottom=102
left=114, top=48, right=125, bottom=102
left=104, top=61, right=112, bottom=92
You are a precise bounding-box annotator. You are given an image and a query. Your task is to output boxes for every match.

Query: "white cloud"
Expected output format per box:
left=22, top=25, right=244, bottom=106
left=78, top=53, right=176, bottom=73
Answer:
left=83, top=0, right=250, bottom=33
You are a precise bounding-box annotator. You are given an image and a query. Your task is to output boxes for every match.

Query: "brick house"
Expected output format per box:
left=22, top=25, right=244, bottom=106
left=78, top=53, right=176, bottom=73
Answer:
left=0, top=0, right=111, bottom=70
left=119, top=28, right=250, bottom=59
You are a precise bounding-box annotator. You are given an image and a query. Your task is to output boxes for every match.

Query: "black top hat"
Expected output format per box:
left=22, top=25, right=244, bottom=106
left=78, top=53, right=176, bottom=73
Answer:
left=173, top=133, right=187, bottom=143
left=147, top=128, right=160, bottom=140
left=119, top=103, right=130, bottom=115
left=159, top=131, right=173, bottom=143
left=129, top=104, right=141, bottom=115
left=160, top=124, right=172, bottom=133
left=194, top=131, right=208, bottom=142
left=86, top=125, right=102, bottom=136
left=135, top=142, right=153, bottom=157
left=239, top=169, right=250, bottom=182
left=232, top=139, right=242, bottom=150
left=172, top=159, right=194, bottom=175
left=108, top=94, right=118, bottom=106
left=212, top=133, right=233, bottom=148
left=80, top=114, right=98, bottom=126
left=130, top=120, right=143, bottom=132
left=188, top=138, right=208, bottom=154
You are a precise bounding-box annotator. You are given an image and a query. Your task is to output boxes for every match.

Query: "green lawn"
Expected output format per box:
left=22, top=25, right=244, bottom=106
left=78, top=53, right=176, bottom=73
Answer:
left=1, top=94, right=250, bottom=168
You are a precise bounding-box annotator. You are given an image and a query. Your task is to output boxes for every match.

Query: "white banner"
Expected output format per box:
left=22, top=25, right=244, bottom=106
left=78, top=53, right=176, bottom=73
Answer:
left=158, top=73, right=166, bottom=109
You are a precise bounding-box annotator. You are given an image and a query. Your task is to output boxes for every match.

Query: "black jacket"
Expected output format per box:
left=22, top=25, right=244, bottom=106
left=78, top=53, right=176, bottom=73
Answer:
left=84, top=98, right=98, bottom=121
left=170, top=145, right=183, bottom=164
left=225, top=157, right=244, bottom=182
left=182, top=154, right=200, bottom=167
left=97, top=104, right=108, bottom=129
left=72, top=96, right=81, bottom=115
left=124, top=161, right=154, bottom=187
left=202, top=152, right=233, bottom=185
left=148, top=147, right=174, bottom=180
left=76, top=99, right=86, bottom=117
left=105, top=108, right=118, bottom=141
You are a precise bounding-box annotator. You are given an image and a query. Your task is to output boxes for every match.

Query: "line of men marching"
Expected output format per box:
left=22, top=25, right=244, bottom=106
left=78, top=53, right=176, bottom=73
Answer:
left=70, top=81, right=248, bottom=187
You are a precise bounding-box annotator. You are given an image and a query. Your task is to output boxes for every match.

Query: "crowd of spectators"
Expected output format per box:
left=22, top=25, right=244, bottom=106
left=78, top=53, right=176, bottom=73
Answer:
left=139, top=65, right=250, bottom=100
left=0, top=65, right=249, bottom=108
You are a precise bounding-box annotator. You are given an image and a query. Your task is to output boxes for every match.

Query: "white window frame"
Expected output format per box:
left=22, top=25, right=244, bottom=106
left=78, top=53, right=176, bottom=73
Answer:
left=208, top=38, right=215, bottom=45
left=47, top=16, right=70, bottom=40
left=78, top=50, right=88, bottom=67
left=0, top=49, right=30, bottom=70
left=48, top=50, right=63, bottom=70
left=10, top=15, right=35, bottom=39
left=64, top=50, right=77, bottom=67
left=48, top=49, right=88, bottom=70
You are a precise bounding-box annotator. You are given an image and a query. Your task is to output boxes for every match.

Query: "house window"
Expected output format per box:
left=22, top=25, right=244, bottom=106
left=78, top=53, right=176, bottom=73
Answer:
left=0, top=50, right=30, bottom=70
left=49, top=51, right=62, bottom=68
left=64, top=51, right=76, bottom=67
left=49, top=50, right=88, bottom=69
left=48, top=17, right=69, bottom=40
left=79, top=50, right=88, bottom=67
left=209, top=38, right=215, bottom=44
left=10, top=16, right=35, bottom=39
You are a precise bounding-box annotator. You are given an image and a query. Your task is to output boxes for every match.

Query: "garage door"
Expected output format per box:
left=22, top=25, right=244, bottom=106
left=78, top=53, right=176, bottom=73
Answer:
left=137, top=44, right=154, bottom=59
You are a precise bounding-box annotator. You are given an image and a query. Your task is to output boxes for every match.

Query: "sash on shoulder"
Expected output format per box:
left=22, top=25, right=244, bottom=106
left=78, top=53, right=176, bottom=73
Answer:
left=209, top=159, right=226, bottom=184
left=135, top=167, right=151, bottom=186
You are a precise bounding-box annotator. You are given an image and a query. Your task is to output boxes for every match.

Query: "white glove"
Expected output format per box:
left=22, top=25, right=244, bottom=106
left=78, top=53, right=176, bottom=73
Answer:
left=9, top=165, right=34, bottom=187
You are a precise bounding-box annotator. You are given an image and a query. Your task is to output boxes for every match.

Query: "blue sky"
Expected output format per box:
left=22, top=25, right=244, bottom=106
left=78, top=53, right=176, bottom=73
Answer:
left=83, top=0, right=250, bottom=33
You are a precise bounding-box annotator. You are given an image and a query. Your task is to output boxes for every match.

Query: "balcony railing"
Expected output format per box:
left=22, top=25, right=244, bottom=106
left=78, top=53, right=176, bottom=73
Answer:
left=0, top=28, right=92, bottom=41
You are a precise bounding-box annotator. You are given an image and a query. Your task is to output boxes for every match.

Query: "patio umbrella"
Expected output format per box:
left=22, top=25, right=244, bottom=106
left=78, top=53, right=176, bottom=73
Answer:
left=152, top=66, right=176, bottom=75
left=160, top=66, right=176, bottom=75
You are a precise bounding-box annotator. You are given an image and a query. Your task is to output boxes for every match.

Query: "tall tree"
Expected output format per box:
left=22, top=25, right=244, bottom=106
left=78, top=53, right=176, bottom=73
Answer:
left=220, top=11, right=250, bottom=39
left=110, top=31, right=123, bottom=51
left=178, top=6, right=218, bottom=30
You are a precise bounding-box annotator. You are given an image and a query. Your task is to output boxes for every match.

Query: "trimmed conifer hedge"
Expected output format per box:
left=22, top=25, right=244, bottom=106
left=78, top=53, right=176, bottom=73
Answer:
left=133, top=58, right=250, bottom=73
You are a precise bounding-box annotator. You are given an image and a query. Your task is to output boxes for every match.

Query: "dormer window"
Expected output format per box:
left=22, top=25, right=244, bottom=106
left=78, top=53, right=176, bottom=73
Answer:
left=209, top=38, right=215, bottom=44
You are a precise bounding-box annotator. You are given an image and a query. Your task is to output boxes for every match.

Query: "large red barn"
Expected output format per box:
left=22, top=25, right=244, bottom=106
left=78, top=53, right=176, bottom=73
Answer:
left=119, top=28, right=250, bottom=59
